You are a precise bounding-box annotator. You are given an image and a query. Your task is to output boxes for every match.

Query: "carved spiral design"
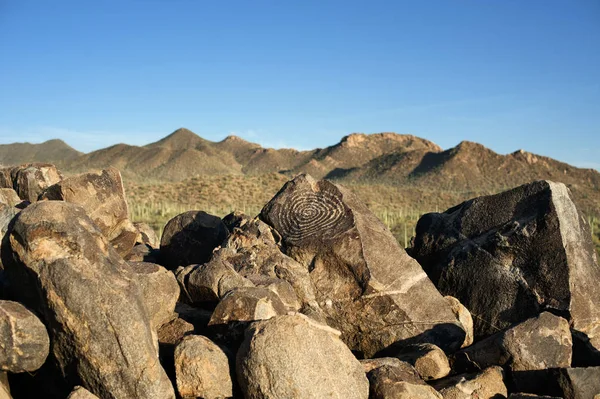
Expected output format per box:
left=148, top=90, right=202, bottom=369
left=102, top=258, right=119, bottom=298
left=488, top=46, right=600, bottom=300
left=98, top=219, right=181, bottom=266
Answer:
left=276, top=189, right=352, bottom=244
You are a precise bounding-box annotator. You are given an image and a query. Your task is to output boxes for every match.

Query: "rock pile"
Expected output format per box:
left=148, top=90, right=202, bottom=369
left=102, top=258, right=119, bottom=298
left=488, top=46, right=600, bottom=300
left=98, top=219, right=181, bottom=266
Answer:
left=0, top=164, right=598, bottom=398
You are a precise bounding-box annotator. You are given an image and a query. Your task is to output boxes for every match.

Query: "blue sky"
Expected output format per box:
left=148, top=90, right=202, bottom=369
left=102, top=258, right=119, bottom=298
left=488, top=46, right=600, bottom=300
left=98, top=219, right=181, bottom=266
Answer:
left=0, top=0, right=599, bottom=169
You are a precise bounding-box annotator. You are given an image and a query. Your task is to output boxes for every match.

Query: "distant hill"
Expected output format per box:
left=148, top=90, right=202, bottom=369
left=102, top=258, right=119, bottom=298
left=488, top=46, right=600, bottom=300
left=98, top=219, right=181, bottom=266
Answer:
left=1, top=128, right=599, bottom=215
left=0, top=139, right=82, bottom=167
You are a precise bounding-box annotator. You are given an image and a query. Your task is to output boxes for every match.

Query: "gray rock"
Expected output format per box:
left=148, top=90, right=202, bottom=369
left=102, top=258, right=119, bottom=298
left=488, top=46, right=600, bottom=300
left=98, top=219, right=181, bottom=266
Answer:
left=39, top=168, right=137, bottom=257
left=160, top=210, right=229, bottom=269
left=454, top=312, right=572, bottom=372
left=2, top=201, right=175, bottom=399
left=175, top=335, right=233, bottom=399
left=237, top=314, right=369, bottom=399
left=176, top=250, right=255, bottom=305
left=208, top=287, right=288, bottom=326
left=557, top=367, right=600, bottom=399
left=129, top=262, right=179, bottom=330
left=431, top=366, right=507, bottom=399
left=410, top=181, right=600, bottom=349
left=394, top=343, right=450, bottom=381
left=0, top=300, right=49, bottom=373
left=445, top=296, right=474, bottom=348
left=67, top=386, right=100, bottom=398
left=261, top=174, right=464, bottom=357
left=13, top=163, right=62, bottom=202
left=0, top=189, right=21, bottom=208
left=361, top=357, right=442, bottom=399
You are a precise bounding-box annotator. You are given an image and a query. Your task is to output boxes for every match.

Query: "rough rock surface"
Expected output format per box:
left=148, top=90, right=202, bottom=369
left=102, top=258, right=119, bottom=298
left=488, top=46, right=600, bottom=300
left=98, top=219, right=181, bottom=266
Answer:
left=508, top=395, right=561, bottom=399
left=261, top=174, right=464, bottom=357
left=67, top=386, right=100, bottom=398
left=431, top=366, right=507, bottom=399
left=39, top=168, right=137, bottom=257
left=0, top=300, right=49, bottom=373
left=394, top=343, right=450, bottom=381
left=176, top=251, right=255, bottom=304
left=445, top=296, right=474, bottom=348
left=410, top=181, right=600, bottom=348
left=362, top=357, right=442, bottom=399
left=248, top=275, right=301, bottom=312
left=0, top=372, right=9, bottom=399
left=0, top=189, right=21, bottom=208
left=237, top=314, right=369, bottom=399
left=557, top=367, right=600, bottom=399
left=175, top=335, right=233, bottom=399
left=129, top=262, right=179, bottom=330
left=160, top=210, right=229, bottom=269
left=12, top=163, right=62, bottom=202
left=1, top=201, right=175, bottom=399
left=454, top=312, right=572, bottom=372
left=208, top=286, right=287, bottom=325
left=134, top=222, right=159, bottom=248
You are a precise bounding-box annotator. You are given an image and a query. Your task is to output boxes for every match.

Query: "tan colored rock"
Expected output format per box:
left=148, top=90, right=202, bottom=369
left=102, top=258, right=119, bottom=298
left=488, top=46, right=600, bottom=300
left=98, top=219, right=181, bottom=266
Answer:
left=134, top=222, right=159, bottom=248
left=0, top=372, right=9, bottom=399
left=175, top=335, right=233, bottom=399
left=454, top=312, right=572, bottom=372
left=248, top=275, right=301, bottom=312
left=509, top=395, right=561, bottom=399
left=261, top=175, right=465, bottom=357
left=445, top=296, right=474, bottom=347
left=2, top=201, right=175, bottom=399
left=431, top=366, right=507, bottom=399
left=209, top=287, right=287, bottom=325
left=0, top=300, right=49, bottom=373
left=395, top=343, right=450, bottom=381
left=129, top=262, right=179, bottom=330
left=67, top=386, right=100, bottom=398
left=237, top=314, right=369, bottom=399
left=39, top=168, right=137, bottom=257
left=13, top=163, right=62, bottom=202
left=0, top=189, right=21, bottom=208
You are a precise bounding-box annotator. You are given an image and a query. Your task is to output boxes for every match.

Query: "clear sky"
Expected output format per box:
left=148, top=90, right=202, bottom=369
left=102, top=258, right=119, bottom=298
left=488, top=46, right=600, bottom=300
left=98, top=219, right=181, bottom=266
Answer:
left=0, top=0, right=598, bottom=169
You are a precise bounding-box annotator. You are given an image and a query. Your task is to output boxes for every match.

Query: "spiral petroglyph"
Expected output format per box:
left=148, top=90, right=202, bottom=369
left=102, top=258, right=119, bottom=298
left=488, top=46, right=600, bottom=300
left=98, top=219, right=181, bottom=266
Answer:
left=263, top=177, right=354, bottom=245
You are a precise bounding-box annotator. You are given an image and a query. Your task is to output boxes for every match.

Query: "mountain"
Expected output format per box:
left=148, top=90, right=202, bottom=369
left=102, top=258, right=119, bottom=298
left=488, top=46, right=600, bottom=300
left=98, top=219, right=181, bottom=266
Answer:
left=1, top=128, right=598, bottom=215
left=0, top=139, right=82, bottom=167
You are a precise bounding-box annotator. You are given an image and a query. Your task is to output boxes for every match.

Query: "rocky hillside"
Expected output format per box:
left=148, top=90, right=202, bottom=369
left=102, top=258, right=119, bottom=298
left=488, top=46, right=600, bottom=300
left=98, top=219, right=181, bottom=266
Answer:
left=1, top=128, right=599, bottom=214
left=0, top=139, right=82, bottom=166
left=1, top=164, right=599, bottom=398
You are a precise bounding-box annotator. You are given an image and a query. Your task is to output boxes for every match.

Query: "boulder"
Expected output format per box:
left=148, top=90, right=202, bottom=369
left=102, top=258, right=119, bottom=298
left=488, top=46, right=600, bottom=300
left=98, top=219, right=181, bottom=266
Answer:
left=557, top=367, right=600, bottom=399
left=261, top=174, right=464, bottom=357
left=247, top=275, right=301, bottom=312
left=176, top=251, right=255, bottom=305
left=128, top=262, right=179, bottom=330
left=0, top=168, right=12, bottom=189
left=409, top=181, right=600, bottom=349
left=509, top=395, right=561, bottom=399
left=208, top=287, right=288, bottom=326
left=0, top=205, right=19, bottom=271
left=0, top=373, right=9, bottom=399
left=12, top=163, right=62, bottom=202
left=222, top=211, right=251, bottom=232
left=237, top=314, right=369, bottom=399
left=454, top=312, right=572, bottom=372
left=175, top=335, right=233, bottom=399
left=361, top=357, right=442, bottom=399
left=39, top=168, right=137, bottom=257
left=0, top=189, right=21, bottom=208
left=134, top=222, right=159, bottom=248
left=445, top=296, right=474, bottom=348
left=1, top=201, right=175, bottom=399
left=67, top=386, right=100, bottom=398
left=431, top=366, right=507, bottom=399
left=124, top=243, right=159, bottom=263
left=394, top=343, right=450, bottom=381
left=0, top=300, right=49, bottom=373
left=160, top=210, right=229, bottom=269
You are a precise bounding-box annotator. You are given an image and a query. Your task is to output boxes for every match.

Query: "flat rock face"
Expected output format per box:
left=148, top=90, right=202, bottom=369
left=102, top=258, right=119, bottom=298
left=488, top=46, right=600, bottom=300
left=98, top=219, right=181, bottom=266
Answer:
left=261, top=174, right=464, bottom=357
left=67, top=386, right=100, bottom=399
left=454, top=312, right=572, bottom=372
left=557, top=367, right=600, bottom=399
left=39, top=168, right=137, bottom=257
left=237, top=314, right=369, bottom=399
left=0, top=300, right=49, bottom=373
left=175, top=335, right=233, bottom=399
left=0, top=189, right=22, bottom=208
left=160, top=211, right=229, bottom=270
left=1, top=201, right=175, bottom=399
left=209, top=287, right=288, bottom=326
left=410, top=180, right=600, bottom=346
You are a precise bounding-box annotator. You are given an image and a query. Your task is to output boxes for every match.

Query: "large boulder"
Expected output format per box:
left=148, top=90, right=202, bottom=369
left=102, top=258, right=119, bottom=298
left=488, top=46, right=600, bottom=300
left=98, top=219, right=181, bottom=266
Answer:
left=160, top=210, right=229, bottom=269
left=409, top=181, right=600, bottom=348
left=0, top=189, right=22, bottom=208
left=237, top=314, right=369, bottom=399
left=208, top=287, right=288, bottom=326
left=1, top=201, right=175, bottom=399
left=261, top=174, right=464, bottom=357
left=0, top=300, right=49, bottom=373
left=12, top=163, right=62, bottom=202
left=454, top=312, right=572, bottom=372
left=39, top=168, right=137, bottom=257
left=556, top=367, right=600, bottom=399
left=174, top=335, right=233, bottom=399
